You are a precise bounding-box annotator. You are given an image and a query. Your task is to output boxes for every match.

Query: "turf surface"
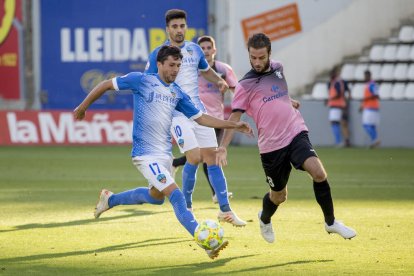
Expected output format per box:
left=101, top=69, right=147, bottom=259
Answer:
left=0, top=146, right=413, bottom=275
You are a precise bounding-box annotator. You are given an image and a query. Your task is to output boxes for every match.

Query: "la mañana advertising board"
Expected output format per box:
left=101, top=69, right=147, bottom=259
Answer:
left=40, top=0, right=207, bottom=110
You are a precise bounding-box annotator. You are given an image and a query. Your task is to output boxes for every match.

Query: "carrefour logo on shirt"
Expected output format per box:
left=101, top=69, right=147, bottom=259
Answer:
left=263, top=90, right=288, bottom=103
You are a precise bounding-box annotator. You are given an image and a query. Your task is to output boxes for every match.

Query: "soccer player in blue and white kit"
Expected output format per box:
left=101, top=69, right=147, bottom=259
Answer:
left=145, top=9, right=246, bottom=226
left=73, top=45, right=252, bottom=259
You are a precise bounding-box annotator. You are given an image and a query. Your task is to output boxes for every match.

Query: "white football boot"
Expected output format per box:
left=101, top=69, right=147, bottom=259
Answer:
left=258, top=211, right=275, bottom=243
left=212, top=192, right=233, bottom=204
left=217, top=210, right=246, bottom=227
left=325, top=220, right=357, bottom=239
left=94, top=189, right=113, bottom=218
left=205, top=240, right=229, bottom=259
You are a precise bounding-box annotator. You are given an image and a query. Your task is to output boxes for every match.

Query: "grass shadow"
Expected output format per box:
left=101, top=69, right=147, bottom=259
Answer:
left=0, top=237, right=188, bottom=264
left=0, top=208, right=169, bottom=233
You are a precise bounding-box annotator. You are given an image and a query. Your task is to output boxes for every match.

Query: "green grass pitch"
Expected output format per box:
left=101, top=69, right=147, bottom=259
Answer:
left=0, top=146, right=413, bottom=275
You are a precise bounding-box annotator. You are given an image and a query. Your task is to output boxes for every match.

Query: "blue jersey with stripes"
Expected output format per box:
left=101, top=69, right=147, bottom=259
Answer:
left=112, top=72, right=202, bottom=157
left=145, top=40, right=209, bottom=115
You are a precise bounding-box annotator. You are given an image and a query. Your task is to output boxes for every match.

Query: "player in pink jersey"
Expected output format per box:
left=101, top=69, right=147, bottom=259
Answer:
left=173, top=36, right=238, bottom=203
left=217, top=33, right=356, bottom=243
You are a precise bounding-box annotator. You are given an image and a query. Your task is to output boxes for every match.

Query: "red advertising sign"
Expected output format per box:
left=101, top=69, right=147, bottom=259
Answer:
left=241, top=3, right=302, bottom=42
left=0, top=0, right=22, bottom=100
left=0, top=111, right=133, bottom=145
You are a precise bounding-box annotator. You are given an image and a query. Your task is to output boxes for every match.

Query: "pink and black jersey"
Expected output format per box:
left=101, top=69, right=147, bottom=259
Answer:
left=232, top=61, right=308, bottom=153
left=198, top=61, right=238, bottom=120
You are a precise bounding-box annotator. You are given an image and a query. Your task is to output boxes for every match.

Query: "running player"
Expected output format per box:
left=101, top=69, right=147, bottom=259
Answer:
left=145, top=9, right=246, bottom=226
left=217, top=33, right=356, bottom=243
left=173, top=35, right=238, bottom=204
left=73, top=45, right=252, bottom=258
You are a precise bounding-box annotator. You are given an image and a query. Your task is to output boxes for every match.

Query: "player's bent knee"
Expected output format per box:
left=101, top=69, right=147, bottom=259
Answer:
left=312, top=170, right=327, bottom=182
left=270, top=191, right=287, bottom=205
left=185, top=150, right=202, bottom=164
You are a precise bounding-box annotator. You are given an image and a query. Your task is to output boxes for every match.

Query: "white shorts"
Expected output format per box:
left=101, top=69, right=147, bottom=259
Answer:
left=362, top=109, right=380, bottom=125
left=132, top=155, right=175, bottom=192
left=329, top=108, right=343, bottom=122
left=171, top=115, right=218, bottom=153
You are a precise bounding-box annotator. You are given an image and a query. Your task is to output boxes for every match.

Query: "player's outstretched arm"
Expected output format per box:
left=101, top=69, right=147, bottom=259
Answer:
left=73, top=80, right=114, bottom=120
left=195, top=113, right=252, bottom=135
left=216, top=111, right=243, bottom=167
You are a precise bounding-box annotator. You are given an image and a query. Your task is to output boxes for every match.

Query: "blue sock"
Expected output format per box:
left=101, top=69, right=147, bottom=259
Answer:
left=182, top=162, right=198, bottom=209
left=331, top=122, right=342, bottom=144
left=169, top=188, right=198, bottom=236
left=363, top=124, right=377, bottom=142
left=108, top=187, right=164, bottom=208
left=207, top=165, right=231, bottom=212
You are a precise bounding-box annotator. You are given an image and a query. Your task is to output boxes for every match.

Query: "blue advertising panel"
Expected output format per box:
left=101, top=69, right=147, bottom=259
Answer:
left=40, top=0, right=207, bottom=109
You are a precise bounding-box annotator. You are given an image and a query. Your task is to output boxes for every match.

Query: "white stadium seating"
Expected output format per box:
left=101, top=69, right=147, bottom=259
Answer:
left=353, top=64, right=368, bottom=81
left=311, top=83, right=328, bottom=100
left=380, top=64, right=395, bottom=81
left=369, top=45, right=384, bottom=61
left=340, top=64, right=355, bottom=80
left=368, top=64, right=382, bottom=80
left=391, top=83, right=406, bottom=100
left=383, top=45, right=398, bottom=61
left=405, top=83, right=414, bottom=99
left=378, top=83, right=393, bottom=99
left=398, top=25, right=414, bottom=42
left=394, top=63, right=408, bottom=80
left=396, top=45, right=411, bottom=61
left=407, top=64, right=414, bottom=80
left=351, top=83, right=365, bottom=100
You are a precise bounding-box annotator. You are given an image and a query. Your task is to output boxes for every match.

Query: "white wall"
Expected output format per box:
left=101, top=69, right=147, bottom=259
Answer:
left=210, top=0, right=414, bottom=95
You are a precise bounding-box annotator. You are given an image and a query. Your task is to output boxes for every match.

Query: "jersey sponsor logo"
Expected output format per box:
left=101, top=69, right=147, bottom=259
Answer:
left=263, top=91, right=288, bottom=103
left=267, top=176, right=274, bottom=187
left=146, top=92, right=154, bottom=103
left=157, top=173, right=167, bottom=184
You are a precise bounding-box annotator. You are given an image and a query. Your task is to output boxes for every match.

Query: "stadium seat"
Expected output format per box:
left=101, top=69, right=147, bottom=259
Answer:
left=311, top=82, right=328, bottom=100
left=379, top=64, right=395, bottom=81
left=369, top=45, right=384, bottom=61
left=383, top=45, right=397, bottom=61
left=410, top=46, right=414, bottom=61
left=407, top=64, right=414, bottom=80
left=351, top=83, right=365, bottom=100
left=398, top=25, right=414, bottom=42
left=394, top=63, right=408, bottom=80
left=340, top=64, right=355, bottom=81
left=405, top=83, right=414, bottom=99
left=391, top=83, right=406, bottom=100
left=396, top=45, right=411, bottom=61
left=378, top=83, right=393, bottom=99
left=368, top=64, right=382, bottom=80
left=353, top=64, right=368, bottom=81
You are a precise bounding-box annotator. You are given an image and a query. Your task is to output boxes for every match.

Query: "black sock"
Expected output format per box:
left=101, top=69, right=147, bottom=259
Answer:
left=313, top=180, right=335, bottom=225
left=172, top=156, right=187, bottom=167
left=260, top=192, right=278, bottom=224
left=203, top=163, right=216, bottom=196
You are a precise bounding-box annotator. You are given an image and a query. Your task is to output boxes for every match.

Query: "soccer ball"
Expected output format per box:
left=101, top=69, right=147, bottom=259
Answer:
left=194, top=219, right=224, bottom=250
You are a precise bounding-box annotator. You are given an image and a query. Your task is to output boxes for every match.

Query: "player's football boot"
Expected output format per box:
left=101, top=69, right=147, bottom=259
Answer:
left=212, top=192, right=233, bottom=204
left=217, top=210, right=246, bottom=227
left=258, top=211, right=275, bottom=243
left=94, top=189, right=113, bottom=219
left=325, top=220, right=357, bottom=239
left=205, top=240, right=229, bottom=260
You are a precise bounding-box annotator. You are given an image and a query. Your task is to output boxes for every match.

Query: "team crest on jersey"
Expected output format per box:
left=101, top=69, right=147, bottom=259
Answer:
left=178, top=138, right=184, bottom=148
left=186, top=47, right=193, bottom=55
left=157, top=174, right=167, bottom=184
left=275, top=71, right=283, bottom=79
left=169, top=87, right=176, bottom=98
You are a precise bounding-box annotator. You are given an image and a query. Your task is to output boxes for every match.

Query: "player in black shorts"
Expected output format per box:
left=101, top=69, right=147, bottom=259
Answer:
left=217, top=33, right=356, bottom=243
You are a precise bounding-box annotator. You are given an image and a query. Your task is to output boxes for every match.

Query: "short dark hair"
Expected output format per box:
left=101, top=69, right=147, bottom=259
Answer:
left=197, top=35, right=216, bottom=48
left=247, top=33, right=271, bottom=53
left=165, top=9, right=187, bottom=25
left=157, top=45, right=183, bottom=63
